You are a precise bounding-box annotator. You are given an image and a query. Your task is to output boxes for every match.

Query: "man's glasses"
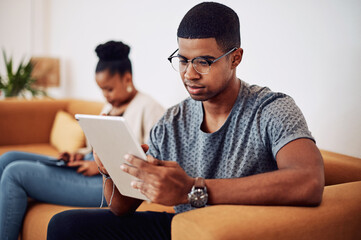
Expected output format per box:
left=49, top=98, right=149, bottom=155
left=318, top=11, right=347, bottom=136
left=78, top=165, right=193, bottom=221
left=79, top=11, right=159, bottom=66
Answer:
left=167, top=47, right=238, bottom=75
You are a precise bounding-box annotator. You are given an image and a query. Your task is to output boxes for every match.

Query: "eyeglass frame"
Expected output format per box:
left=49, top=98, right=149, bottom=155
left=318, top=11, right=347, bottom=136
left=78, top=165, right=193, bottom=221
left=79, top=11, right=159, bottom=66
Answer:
left=167, top=47, right=238, bottom=74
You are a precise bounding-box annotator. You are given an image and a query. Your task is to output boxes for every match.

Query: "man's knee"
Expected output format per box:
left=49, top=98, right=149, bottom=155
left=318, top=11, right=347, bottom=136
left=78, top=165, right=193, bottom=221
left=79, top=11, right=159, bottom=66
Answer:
left=47, top=210, right=81, bottom=240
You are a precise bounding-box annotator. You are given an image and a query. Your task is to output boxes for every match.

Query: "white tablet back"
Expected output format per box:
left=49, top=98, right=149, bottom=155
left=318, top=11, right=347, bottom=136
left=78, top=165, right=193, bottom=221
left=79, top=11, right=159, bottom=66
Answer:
left=75, top=114, right=148, bottom=201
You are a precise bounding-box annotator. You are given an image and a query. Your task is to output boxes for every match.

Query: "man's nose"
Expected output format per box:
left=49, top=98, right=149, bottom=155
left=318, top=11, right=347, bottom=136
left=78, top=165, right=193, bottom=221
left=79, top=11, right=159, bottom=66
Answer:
left=184, top=63, right=201, bottom=80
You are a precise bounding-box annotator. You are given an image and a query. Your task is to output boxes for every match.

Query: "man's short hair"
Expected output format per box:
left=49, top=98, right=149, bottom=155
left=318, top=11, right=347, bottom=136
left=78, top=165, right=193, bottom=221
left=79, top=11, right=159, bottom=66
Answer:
left=177, top=2, right=240, bottom=52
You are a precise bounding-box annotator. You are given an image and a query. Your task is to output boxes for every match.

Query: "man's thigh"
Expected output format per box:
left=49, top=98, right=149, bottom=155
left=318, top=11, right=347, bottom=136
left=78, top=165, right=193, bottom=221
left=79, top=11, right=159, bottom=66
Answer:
left=47, top=209, right=175, bottom=240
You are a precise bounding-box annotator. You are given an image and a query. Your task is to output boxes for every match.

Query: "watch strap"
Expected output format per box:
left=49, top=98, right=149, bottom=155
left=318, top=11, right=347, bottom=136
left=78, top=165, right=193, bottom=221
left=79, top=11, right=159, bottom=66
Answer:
left=194, top=177, right=206, bottom=189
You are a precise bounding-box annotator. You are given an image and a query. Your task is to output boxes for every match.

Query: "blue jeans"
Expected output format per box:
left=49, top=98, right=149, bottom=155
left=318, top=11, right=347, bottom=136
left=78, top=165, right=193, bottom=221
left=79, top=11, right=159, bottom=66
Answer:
left=0, top=151, right=104, bottom=240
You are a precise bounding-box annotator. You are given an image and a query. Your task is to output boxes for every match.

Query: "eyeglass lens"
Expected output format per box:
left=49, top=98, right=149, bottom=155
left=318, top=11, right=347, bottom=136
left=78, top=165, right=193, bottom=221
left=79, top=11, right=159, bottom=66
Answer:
left=171, top=57, right=210, bottom=74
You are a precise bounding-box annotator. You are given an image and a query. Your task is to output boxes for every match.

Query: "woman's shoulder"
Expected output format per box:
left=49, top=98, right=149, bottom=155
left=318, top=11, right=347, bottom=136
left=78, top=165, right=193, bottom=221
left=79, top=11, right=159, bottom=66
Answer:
left=127, top=91, right=165, bottom=121
left=133, top=92, right=163, bottom=109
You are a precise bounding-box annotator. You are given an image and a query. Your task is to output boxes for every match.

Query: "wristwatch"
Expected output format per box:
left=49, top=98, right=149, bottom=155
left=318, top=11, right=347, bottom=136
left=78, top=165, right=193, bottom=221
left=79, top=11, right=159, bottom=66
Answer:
left=188, top=177, right=208, bottom=208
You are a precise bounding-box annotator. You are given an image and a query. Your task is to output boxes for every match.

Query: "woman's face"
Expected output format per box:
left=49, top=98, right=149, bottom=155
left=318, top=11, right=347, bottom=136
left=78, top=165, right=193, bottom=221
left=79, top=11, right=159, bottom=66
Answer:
left=95, top=70, right=131, bottom=107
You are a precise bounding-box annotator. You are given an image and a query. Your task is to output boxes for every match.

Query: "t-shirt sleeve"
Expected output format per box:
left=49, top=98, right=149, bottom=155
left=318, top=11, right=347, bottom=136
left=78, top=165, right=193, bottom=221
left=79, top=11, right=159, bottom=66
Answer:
left=260, top=95, right=314, bottom=159
left=141, top=101, right=165, bottom=144
left=146, top=119, right=164, bottom=160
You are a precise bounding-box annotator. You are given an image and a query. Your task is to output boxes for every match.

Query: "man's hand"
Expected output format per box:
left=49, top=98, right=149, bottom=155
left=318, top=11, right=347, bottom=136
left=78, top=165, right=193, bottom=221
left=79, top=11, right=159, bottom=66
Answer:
left=67, top=160, right=100, bottom=176
left=58, top=152, right=84, bottom=163
left=120, top=154, right=194, bottom=206
left=92, top=144, right=148, bottom=178
left=93, top=150, right=108, bottom=175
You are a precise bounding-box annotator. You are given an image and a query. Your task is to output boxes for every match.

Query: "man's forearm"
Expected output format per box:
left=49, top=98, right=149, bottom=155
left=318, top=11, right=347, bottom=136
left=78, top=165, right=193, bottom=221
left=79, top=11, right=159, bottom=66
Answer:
left=103, top=177, right=143, bottom=215
left=205, top=167, right=324, bottom=206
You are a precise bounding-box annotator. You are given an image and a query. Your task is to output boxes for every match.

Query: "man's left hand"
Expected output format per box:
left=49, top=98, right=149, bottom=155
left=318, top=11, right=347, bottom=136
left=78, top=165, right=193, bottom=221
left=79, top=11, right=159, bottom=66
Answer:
left=120, top=154, right=194, bottom=206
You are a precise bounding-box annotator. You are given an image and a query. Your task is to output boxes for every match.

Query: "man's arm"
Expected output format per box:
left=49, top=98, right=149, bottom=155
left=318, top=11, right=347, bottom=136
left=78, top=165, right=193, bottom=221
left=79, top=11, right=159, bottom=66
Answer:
left=93, top=151, right=143, bottom=216
left=206, top=138, right=324, bottom=206
left=122, top=138, right=324, bottom=206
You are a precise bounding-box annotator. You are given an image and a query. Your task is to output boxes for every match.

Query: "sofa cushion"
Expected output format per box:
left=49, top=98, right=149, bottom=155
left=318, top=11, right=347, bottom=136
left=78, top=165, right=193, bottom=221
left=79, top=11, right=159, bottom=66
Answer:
left=50, top=111, right=86, bottom=153
left=0, top=143, right=59, bottom=157
left=21, top=201, right=174, bottom=240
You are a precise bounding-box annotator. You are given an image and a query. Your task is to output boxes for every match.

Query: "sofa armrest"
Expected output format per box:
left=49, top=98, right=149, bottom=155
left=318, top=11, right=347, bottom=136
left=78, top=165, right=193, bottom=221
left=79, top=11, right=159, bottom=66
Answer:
left=0, top=98, right=69, bottom=146
left=172, top=181, right=361, bottom=240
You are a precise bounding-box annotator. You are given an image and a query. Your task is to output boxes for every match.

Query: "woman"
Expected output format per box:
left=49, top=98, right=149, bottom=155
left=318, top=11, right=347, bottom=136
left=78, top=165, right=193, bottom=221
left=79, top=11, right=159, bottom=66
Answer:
left=0, top=40, right=164, bottom=240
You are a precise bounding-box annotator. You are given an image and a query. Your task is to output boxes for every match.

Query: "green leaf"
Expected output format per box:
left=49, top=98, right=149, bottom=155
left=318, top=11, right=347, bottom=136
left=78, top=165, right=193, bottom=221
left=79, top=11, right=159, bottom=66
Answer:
left=0, top=49, right=46, bottom=97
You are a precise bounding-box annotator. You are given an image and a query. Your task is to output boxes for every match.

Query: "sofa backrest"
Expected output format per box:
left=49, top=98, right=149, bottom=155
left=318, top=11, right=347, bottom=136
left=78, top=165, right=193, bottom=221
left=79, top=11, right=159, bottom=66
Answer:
left=0, top=98, right=104, bottom=146
left=321, top=150, right=361, bottom=186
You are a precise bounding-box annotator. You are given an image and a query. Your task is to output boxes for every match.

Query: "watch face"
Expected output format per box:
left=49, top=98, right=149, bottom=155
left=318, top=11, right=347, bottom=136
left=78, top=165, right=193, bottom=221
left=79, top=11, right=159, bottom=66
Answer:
left=188, top=188, right=208, bottom=208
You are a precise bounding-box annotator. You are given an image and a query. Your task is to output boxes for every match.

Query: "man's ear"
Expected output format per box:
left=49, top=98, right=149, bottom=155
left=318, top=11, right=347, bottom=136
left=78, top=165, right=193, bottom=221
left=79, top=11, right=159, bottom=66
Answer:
left=231, top=48, right=243, bottom=68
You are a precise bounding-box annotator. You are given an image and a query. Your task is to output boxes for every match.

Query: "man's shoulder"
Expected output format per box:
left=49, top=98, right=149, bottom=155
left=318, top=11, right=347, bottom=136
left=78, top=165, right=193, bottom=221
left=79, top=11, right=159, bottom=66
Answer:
left=244, top=82, right=287, bottom=102
left=162, top=97, right=196, bottom=120
left=240, top=81, right=292, bottom=111
left=149, top=97, right=198, bottom=144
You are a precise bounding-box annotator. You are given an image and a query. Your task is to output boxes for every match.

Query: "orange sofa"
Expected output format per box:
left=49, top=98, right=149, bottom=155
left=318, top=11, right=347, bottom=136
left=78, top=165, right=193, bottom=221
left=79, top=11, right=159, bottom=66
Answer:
left=0, top=98, right=360, bottom=240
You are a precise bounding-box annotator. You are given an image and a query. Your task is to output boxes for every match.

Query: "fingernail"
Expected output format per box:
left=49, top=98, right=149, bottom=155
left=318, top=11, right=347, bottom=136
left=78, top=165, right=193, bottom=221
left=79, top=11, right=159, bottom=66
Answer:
left=124, top=154, right=131, bottom=161
left=120, top=164, right=125, bottom=170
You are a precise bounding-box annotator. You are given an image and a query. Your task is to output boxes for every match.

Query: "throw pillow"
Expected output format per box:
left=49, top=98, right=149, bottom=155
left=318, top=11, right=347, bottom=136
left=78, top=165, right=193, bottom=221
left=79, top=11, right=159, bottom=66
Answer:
left=50, top=110, right=86, bottom=152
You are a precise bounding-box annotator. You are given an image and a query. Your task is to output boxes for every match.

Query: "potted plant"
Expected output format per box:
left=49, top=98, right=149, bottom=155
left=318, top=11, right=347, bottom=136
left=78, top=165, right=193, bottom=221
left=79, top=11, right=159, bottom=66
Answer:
left=0, top=50, right=46, bottom=98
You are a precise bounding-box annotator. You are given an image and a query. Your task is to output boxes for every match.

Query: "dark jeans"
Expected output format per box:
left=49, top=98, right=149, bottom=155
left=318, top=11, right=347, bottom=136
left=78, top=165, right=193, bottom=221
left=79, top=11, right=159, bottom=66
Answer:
left=47, top=209, right=175, bottom=240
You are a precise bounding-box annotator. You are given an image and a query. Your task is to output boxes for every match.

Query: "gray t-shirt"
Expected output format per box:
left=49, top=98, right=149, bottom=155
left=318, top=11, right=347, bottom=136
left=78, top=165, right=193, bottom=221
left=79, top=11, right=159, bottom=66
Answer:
left=148, top=80, right=314, bottom=213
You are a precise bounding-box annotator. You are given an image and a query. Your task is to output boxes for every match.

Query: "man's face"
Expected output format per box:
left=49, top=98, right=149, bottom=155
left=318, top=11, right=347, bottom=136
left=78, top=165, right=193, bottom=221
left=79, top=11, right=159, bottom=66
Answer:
left=178, top=37, right=235, bottom=102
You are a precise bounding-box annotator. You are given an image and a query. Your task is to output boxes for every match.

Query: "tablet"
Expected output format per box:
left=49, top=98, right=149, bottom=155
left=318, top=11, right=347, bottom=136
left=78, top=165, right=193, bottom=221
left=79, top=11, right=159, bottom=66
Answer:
left=75, top=114, right=148, bottom=201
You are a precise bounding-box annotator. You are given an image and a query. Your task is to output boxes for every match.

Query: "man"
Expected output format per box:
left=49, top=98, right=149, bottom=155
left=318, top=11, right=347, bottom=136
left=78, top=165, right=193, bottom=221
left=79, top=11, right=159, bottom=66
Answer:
left=47, top=2, right=324, bottom=240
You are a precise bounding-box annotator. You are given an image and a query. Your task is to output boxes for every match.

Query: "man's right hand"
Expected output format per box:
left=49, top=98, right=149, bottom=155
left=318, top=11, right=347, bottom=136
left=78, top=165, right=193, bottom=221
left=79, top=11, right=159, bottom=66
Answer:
left=58, top=152, right=84, bottom=163
left=141, top=144, right=149, bottom=153
left=93, top=150, right=109, bottom=175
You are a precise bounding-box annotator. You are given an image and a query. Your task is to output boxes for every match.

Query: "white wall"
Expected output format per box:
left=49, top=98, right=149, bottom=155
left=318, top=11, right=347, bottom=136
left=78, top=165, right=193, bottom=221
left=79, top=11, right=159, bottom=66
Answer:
left=0, top=0, right=360, bottom=158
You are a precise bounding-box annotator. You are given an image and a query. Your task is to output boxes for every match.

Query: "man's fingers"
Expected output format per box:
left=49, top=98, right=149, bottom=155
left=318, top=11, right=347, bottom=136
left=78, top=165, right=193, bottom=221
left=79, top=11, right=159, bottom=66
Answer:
left=141, top=144, right=149, bottom=153
left=147, top=155, right=177, bottom=167
left=124, top=154, right=148, bottom=168
left=124, top=154, right=176, bottom=170
left=120, top=163, right=142, bottom=179
left=130, top=180, right=155, bottom=199
left=146, top=155, right=161, bottom=165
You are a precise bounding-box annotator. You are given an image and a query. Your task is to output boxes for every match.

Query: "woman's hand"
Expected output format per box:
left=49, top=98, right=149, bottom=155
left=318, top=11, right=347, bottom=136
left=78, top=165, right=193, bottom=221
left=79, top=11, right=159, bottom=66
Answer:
left=67, top=160, right=100, bottom=176
left=58, top=152, right=84, bottom=163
